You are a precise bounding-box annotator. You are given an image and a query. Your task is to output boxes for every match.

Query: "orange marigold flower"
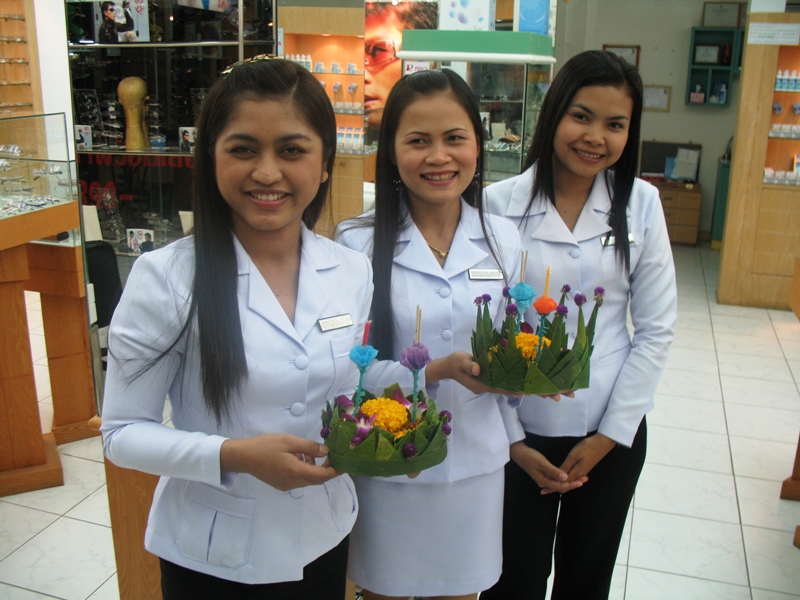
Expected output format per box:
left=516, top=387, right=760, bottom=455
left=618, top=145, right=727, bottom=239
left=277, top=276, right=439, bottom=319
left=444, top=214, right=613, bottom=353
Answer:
left=533, top=296, right=558, bottom=315
left=515, top=332, right=551, bottom=360
left=360, top=398, right=411, bottom=434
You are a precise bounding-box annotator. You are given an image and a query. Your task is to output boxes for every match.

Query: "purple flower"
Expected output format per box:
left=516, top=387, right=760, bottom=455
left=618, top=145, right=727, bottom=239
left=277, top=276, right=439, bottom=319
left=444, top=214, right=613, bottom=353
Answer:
left=320, top=426, right=331, bottom=439
left=400, top=342, right=432, bottom=370
left=474, top=296, right=483, bottom=306
left=556, top=304, right=569, bottom=318
left=349, top=345, right=378, bottom=369
left=392, top=388, right=412, bottom=409
left=482, top=293, right=492, bottom=303
left=505, top=303, right=519, bottom=318
left=442, top=423, right=452, bottom=436
left=574, top=293, right=587, bottom=307
left=502, top=286, right=511, bottom=298
left=403, top=443, right=418, bottom=459
left=350, top=434, right=365, bottom=448
left=334, top=395, right=355, bottom=415
left=561, top=284, right=571, bottom=294
left=520, top=321, right=534, bottom=334
left=342, top=411, right=377, bottom=442
left=439, top=409, right=452, bottom=422
left=594, top=286, right=605, bottom=306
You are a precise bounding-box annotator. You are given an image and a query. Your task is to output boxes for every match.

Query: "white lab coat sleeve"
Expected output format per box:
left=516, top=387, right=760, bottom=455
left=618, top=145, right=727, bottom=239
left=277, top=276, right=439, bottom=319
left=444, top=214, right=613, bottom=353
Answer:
left=100, top=250, right=229, bottom=488
left=597, top=186, right=677, bottom=447
left=498, top=395, right=525, bottom=444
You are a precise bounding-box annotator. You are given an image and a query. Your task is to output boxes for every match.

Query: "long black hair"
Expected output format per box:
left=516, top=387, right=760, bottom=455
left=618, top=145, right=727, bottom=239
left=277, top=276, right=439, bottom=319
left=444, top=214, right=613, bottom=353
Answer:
left=524, top=50, right=643, bottom=273
left=366, top=68, right=503, bottom=359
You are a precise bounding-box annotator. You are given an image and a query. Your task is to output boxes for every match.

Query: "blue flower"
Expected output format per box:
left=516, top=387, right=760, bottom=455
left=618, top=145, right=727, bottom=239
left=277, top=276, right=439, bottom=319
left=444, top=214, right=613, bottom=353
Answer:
left=509, top=282, right=536, bottom=312
left=349, top=344, right=378, bottom=369
left=400, top=343, right=432, bottom=371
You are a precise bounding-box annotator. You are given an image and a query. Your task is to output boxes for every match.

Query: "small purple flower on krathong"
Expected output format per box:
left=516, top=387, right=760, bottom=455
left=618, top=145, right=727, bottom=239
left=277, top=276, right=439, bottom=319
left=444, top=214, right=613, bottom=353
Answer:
left=556, top=304, right=569, bottom=318
left=502, top=285, right=511, bottom=299
left=334, top=394, right=355, bottom=413
left=500, top=337, right=508, bottom=348
left=442, top=423, right=452, bottom=437
left=400, top=342, right=432, bottom=370
left=439, top=409, right=452, bottom=422
left=474, top=296, right=483, bottom=306
left=505, top=303, right=519, bottom=318
left=561, top=284, right=571, bottom=295
left=403, top=443, right=418, bottom=459
left=482, top=293, right=492, bottom=304
left=392, top=388, right=412, bottom=409
left=520, top=321, right=534, bottom=334
left=343, top=411, right=377, bottom=444
left=574, top=293, right=587, bottom=307
left=594, top=286, right=605, bottom=306
left=350, top=435, right=365, bottom=448
left=320, top=426, right=331, bottom=439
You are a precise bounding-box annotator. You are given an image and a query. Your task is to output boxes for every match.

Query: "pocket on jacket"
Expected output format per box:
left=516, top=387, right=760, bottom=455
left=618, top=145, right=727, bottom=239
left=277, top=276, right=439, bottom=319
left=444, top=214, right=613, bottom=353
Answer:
left=176, top=482, right=257, bottom=569
left=325, top=334, right=358, bottom=400
left=323, top=476, right=357, bottom=532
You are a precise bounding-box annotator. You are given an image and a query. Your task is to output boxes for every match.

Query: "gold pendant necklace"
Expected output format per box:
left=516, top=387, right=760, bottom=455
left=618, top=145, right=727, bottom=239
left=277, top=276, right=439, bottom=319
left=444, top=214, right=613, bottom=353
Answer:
left=426, top=242, right=450, bottom=258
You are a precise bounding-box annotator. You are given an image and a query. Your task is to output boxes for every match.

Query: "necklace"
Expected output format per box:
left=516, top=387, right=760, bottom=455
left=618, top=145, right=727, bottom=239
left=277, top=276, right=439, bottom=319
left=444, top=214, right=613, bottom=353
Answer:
left=426, top=242, right=450, bottom=258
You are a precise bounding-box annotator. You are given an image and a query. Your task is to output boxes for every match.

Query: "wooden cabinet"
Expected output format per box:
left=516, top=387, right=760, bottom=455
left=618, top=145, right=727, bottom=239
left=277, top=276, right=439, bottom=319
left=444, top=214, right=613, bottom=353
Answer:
left=686, top=26, right=744, bottom=107
left=654, top=182, right=702, bottom=244
left=718, top=12, right=800, bottom=310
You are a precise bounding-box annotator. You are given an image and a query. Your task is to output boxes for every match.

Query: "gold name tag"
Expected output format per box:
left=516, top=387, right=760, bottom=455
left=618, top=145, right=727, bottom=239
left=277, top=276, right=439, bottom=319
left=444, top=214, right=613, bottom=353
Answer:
left=317, top=314, right=354, bottom=332
left=469, top=268, right=504, bottom=280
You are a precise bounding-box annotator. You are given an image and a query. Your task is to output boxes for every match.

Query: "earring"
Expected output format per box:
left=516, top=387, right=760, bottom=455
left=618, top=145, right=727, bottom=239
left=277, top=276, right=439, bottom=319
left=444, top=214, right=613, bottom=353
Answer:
left=393, top=177, right=404, bottom=197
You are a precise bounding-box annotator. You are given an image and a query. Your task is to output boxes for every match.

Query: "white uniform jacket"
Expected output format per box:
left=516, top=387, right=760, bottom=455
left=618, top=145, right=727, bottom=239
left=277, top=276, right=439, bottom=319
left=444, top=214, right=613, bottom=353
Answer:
left=485, top=166, right=677, bottom=447
left=100, top=225, right=373, bottom=584
left=336, top=200, right=524, bottom=484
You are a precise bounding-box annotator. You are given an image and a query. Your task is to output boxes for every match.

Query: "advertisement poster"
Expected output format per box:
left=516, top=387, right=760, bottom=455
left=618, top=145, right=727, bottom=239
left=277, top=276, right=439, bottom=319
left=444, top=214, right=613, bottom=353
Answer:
left=93, top=0, right=150, bottom=43
left=438, top=0, right=493, bottom=31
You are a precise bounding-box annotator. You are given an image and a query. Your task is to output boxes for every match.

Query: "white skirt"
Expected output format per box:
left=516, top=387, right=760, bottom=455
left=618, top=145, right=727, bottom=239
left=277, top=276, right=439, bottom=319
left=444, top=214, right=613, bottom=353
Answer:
left=347, top=468, right=504, bottom=596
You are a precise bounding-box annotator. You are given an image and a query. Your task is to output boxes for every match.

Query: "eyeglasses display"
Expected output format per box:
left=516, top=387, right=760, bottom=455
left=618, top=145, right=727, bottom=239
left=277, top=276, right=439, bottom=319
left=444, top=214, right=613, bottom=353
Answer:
left=365, top=40, right=398, bottom=68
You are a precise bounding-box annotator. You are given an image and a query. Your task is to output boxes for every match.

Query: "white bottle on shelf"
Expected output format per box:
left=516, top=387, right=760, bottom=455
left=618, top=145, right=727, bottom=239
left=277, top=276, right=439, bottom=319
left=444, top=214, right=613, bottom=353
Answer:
left=791, top=70, right=798, bottom=91
left=776, top=70, right=782, bottom=91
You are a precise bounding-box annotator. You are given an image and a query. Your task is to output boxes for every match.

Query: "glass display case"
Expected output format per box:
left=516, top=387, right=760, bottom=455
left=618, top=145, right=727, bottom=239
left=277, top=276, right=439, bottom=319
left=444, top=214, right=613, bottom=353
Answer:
left=398, top=29, right=554, bottom=184
left=65, top=0, right=275, bottom=246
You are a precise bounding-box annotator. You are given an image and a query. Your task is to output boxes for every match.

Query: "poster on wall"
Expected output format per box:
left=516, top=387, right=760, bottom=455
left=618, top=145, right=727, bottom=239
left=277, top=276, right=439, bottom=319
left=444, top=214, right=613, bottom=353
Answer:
left=518, top=0, right=557, bottom=38
left=438, top=0, right=494, bottom=31
left=365, top=1, right=438, bottom=144
left=176, top=0, right=233, bottom=13
left=92, top=0, right=150, bottom=43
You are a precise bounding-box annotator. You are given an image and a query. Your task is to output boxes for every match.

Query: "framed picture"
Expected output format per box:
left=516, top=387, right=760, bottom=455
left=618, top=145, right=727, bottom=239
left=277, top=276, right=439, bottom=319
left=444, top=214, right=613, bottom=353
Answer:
left=602, top=44, right=640, bottom=68
left=702, top=2, right=742, bottom=28
left=643, top=85, right=671, bottom=112
left=695, top=45, right=720, bottom=64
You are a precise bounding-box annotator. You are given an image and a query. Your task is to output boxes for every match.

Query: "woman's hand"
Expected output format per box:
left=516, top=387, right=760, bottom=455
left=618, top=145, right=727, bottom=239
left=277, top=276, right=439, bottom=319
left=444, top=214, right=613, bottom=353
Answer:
left=426, top=351, right=522, bottom=397
left=220, top=433, right=340, bottom=491
left=537, top=389, right=576, bottom=402
left=559, top=433, right=616, bottom=484
left=510, top=441, right=587, bottom=495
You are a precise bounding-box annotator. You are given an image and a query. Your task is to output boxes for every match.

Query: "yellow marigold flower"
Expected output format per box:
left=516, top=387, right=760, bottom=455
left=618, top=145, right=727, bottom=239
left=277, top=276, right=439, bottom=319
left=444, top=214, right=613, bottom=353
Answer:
left=361, top=398, right=411, bottom=434
left=515, top=333, right=551, bottom=360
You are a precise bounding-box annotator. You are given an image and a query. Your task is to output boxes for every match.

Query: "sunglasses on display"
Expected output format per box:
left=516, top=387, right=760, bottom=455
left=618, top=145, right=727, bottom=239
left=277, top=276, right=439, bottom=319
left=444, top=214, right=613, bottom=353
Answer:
left=364, top=41, right=398, bottom=68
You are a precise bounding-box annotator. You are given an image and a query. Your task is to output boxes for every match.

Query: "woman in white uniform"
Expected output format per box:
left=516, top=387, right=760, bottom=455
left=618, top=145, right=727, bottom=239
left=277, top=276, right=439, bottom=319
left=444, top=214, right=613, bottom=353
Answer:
left=100, top=58, right=373, bottom=599
left=481, top=50, right=677, bottom=600
left=337, top=69, right=523, bottom=600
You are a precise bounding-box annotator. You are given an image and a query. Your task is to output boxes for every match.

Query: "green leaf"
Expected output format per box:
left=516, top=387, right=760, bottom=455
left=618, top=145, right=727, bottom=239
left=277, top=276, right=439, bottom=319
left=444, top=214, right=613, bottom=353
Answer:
left=411, top=428, right=430, bottom=455
left=421, top=424, right=444, bottom=455
left=375, top=435, right=395, bottom=460
left=536, top=341, right=558, bottom=374
left=523, top=364, right=561, bottom=395
left=573, top=307, right=587, bottom=356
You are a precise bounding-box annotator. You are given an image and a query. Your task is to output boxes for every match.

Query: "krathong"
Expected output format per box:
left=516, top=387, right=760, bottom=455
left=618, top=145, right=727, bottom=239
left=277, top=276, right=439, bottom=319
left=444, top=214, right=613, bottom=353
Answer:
left=321, top=310, right=452, bottom=477
left=471, top=255, right=603, bottom=395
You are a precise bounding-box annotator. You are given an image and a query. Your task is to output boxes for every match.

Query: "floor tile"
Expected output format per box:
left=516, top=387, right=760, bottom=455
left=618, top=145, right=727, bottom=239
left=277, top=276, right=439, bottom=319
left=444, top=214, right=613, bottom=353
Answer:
left=0, top=502, right=58, bottom=562
left=751, top=590, right=800, bottom=600
left=59, top=437, right=104, bottom=464
left=0, top=583, right=56, bottom=599
left=743, top=525, right=800, bottom=595
left=616, top=510, right=632, bottom=565
left=672, top=326, right=717, bottom=352
left=635, top=463, right=739, bottom=523
left=779, top=339, right=800, bottom=361
left=628, top=510, right=748, bottom=586
left=647, top=425, right=732, bottom=474
left=714, top=331, right=786, bottom=358
left=624, top=567, right=751, bottom=600
left=768, top=310, right=799, bottom=324
left=788, top=360, right=800, bottom=383
left=657, top=368, right=722, bottom=402
left=711, top=314, right=779, bottom=339
left=720, top=375, right=800, bottom=411
left=648, top=394, right=728, bottom=435
left=736, top=477, right=800, bottom=533
left=676, top=310, right=712, bottom=332
left=716, top=352, right=795, bottom=383
left=729, top=436, right=799, bottom=482
left=25, top=308, right=43, bottom=331
left=65, top=486, right=111, bottom=528
left=38, top=401, right=53, bottom=435
left=665, top=346, right=718, bottom=374
left=1, top=455, right=106, bottom=516
left=773, top=319, right=800, bottom=342
left=87, top=574, right=119, bottom=600
left=609, top=564, right=626, bottom=600
left=28, top=334, right=47, bottom=364
left=0, top=517, right=115, bottom=600
left=709, top=301, right=771, bottom=320
left=724, top=403, right=800, bottom=444
left=32, top=364, right=51, bottom=402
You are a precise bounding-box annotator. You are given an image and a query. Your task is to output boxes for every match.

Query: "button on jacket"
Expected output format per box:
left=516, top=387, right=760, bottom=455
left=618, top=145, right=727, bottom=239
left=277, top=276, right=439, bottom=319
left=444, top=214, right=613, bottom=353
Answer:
left=336, top=200, right=524, bottom=484
left=485, top=166, right=677, bottom=447
left=101, top=225, right=373, bottom=584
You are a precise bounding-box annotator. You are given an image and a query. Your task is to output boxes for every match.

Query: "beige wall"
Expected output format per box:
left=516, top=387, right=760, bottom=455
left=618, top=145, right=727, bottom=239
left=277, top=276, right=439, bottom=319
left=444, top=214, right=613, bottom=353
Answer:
left=555, top=0, right=741, bottom=234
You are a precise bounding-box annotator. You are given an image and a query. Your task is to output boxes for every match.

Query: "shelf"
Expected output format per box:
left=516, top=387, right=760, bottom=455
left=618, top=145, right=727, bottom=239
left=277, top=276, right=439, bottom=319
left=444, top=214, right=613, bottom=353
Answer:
left=685, top=26, right=743, bottom=107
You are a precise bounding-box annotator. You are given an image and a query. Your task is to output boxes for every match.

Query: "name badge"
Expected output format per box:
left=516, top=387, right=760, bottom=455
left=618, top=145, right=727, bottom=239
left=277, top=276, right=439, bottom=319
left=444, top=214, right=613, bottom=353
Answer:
left=318, top=314, right=353, bottom=332
left=469, top=268, right=504, bottom=280
left=602, top=233, right=636, bottom=247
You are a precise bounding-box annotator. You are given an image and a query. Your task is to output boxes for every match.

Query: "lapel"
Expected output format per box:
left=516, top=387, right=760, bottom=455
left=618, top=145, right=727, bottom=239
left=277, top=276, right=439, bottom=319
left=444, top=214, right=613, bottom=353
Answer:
left=237, top=226, right=335, bottom=347
left=393, top=200, right=489, bottom=279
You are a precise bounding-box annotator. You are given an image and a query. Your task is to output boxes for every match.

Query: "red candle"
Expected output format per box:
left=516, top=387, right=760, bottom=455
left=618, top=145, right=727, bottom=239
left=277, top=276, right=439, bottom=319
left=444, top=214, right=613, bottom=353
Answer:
left=362, top=320, right=372, bottom=346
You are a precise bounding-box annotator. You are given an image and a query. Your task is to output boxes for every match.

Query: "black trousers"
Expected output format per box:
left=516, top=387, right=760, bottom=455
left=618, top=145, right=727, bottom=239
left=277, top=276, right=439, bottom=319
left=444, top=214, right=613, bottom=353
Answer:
left=160, top=536, right=349, bottom=600
left=482, top=419, right=647, bottom=600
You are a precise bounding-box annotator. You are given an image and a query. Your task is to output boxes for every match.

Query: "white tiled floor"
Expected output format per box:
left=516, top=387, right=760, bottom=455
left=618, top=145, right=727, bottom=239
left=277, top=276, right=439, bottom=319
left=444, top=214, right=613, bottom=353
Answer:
left=1, top=244, right=799, bottom=599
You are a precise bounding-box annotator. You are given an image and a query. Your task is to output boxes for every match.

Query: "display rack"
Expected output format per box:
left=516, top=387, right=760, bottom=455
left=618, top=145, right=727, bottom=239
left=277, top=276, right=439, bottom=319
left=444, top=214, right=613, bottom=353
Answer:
left=0, top=0, right=42, bottom=117
left=685, top=26, right=744, bottom=107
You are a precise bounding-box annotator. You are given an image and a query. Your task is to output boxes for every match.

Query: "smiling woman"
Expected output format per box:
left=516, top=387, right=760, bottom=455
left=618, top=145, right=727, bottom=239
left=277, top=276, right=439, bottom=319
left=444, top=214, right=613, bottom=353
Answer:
left=99, top=58, right=374, bottom=599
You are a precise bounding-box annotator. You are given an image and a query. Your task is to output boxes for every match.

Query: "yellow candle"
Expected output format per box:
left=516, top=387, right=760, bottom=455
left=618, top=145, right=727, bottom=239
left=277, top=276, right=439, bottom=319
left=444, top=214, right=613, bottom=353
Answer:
left=544, top=266, right=551, bottom=298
